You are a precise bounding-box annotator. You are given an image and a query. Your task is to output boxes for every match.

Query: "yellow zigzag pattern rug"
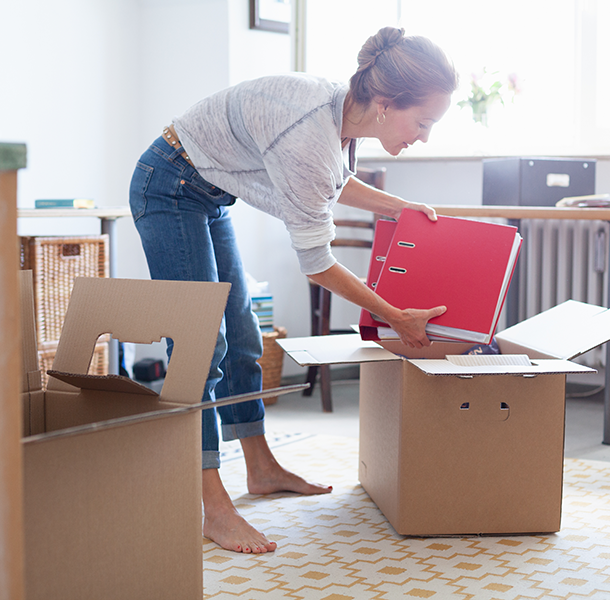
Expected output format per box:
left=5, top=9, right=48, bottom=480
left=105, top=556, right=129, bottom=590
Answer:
left=204, top=434, right=610, bottom=599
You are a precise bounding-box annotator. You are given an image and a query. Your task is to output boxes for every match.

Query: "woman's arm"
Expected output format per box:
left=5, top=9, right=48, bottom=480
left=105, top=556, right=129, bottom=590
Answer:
left=308, top=262, right=446, bottom=349
left=338, top=175, right=437, bottom=222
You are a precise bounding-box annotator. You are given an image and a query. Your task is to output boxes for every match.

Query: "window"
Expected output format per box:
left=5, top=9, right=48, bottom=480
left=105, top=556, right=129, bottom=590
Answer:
left=303, top=0, right=609, bottom=157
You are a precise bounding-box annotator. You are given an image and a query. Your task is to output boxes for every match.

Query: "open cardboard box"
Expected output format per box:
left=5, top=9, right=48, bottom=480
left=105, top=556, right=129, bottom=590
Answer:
left=19, top=273, right=303, bottom=600
left=279, top=300, right=610, bottom=537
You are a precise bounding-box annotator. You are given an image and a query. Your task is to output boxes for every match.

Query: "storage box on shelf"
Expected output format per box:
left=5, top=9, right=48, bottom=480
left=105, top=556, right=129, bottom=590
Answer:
left=19, top=235, right=110, bottom=383
left=258, top=326, right=287, bottom=405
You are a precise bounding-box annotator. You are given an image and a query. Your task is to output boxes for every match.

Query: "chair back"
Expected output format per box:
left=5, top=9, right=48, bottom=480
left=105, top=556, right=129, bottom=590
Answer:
left=331, top=167, right=387, bottom=249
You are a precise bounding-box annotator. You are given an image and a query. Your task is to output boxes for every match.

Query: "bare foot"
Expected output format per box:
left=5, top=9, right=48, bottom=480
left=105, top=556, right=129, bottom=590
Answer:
left=202, top=469, right=277, bottom=554
left=241, top=435, right=333, bottom=496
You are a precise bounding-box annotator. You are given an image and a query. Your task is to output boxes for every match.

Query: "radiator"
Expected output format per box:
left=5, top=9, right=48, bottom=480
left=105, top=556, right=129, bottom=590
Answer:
left=516, top=219, right=609, bottom=367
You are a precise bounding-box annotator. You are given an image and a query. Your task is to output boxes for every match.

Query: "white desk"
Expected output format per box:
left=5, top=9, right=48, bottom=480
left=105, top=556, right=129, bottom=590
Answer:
left=18, top=207, right=132, bottom=374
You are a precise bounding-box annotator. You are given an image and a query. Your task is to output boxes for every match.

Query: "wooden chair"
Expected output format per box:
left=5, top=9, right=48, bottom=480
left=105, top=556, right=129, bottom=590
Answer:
left=304, top=166, right=387, bottom=412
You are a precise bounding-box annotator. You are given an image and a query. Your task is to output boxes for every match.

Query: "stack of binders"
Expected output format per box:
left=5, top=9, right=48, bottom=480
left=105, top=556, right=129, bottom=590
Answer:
left=359, top=209, right=522, bottom=345
left=251, top=294, right=275, bottom=332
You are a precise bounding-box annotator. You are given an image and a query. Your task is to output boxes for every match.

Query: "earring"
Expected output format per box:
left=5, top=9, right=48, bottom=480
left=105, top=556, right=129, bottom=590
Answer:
left=377, top=112, right=386, bottom=125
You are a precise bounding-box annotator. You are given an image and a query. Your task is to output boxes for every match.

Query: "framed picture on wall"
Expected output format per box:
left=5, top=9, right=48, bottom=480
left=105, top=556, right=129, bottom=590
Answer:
left=250, top=0, right=291, bottom=34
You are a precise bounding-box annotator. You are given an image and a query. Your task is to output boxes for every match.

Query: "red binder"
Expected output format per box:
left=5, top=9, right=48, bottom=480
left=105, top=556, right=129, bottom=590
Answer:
left=361, top=209, right=522, bottom=344
left=359, top=219, right=396, bottom=339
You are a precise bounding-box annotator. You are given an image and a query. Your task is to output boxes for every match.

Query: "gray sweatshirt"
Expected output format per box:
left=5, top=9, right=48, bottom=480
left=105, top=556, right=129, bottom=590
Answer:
left=173, top=73, right=356, bottom=275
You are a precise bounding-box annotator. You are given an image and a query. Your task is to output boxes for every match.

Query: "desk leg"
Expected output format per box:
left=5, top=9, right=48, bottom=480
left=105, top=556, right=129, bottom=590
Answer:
left=605, top=345, right=610, bottom=445
left=602, top=231, right=610, bottom=444
left=101, top=217, right=120, bottom=375
left=506, top=219, right=521, bottom=327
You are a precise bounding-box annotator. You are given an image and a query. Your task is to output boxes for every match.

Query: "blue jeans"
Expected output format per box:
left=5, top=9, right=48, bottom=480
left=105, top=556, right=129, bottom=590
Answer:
left=129, top=135, right=265, bottom=469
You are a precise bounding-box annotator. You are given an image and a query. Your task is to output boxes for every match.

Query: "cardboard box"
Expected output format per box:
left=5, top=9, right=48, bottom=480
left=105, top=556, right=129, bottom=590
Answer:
left=19, top=273, right=302, bottom=600
left=279, top=300, right=610, bottom=536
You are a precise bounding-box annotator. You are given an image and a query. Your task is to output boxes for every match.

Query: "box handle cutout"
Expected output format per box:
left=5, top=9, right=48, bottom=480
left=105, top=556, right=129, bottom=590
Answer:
left=375, top=255, right=386, bottom=262
left=457, top=400, right=510, bottom=421
left=388, top=266, right=407, bottom=274
left=397, top=241, right=415, bottom=248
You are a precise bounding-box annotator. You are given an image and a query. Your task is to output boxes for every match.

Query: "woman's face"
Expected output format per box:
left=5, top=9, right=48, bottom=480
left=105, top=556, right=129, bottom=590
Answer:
left=375, top=93, right=451, bottom=156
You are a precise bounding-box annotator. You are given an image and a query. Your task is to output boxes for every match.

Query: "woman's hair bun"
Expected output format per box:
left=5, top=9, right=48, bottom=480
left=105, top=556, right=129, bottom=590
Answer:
left=348, top=26, right=458, bottom=109
left=357, top=27, right=405, bottom=71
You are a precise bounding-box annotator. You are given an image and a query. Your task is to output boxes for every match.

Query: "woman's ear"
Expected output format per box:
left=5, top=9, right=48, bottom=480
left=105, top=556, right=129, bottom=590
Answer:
left=374, top=98, right=391, bottom=115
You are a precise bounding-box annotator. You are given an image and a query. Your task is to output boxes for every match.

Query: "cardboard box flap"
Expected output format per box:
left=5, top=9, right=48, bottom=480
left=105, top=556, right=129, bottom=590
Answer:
left=22, top=383, right=308, bottom=444
left=278, top=334, right=396, bottom=366
left=47, top=277, right=230, bottom=404
left=409, top=355, right=595, bottom=376
left=496, top=300, right=610, bottom=359
left=279, top=333, right=480, bottom=365
left=48, top=371, right=159, bottom=396
left=19, top=270, right=43, bottom=392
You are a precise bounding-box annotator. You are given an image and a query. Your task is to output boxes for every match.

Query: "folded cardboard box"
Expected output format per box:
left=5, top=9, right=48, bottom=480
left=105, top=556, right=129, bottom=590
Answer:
left=19, top=273, right=301, bottom=600
left=279, top=300, right=610, bottom=537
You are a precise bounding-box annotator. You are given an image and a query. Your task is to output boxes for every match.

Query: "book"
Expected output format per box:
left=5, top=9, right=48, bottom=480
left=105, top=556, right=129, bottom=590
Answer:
left=251, top=294, right=274, bottom=331
left=360, top=209, right=522, bottom=344
left=35, top=198, right=95, bottom=209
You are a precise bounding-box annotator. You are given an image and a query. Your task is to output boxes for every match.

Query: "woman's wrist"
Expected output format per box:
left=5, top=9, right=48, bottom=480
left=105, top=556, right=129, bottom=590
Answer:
left=369, top=299, right=402, bottom=327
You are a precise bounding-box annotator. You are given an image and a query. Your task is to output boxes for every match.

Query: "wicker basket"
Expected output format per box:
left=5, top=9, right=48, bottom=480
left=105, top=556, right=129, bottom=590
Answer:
left=258, top=326, right=287, bottom=405
left=38, top=338, right=109, bottom=390
left=20, top=235, right=109, bottom=344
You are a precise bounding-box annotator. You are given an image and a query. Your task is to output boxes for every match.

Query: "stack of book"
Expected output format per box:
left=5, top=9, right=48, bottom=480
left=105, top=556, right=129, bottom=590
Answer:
left=252, top=295, right=274, bottom=332
left=360, top=209, right=522, bottom=345
left=35, top=198, right=95, bottom=209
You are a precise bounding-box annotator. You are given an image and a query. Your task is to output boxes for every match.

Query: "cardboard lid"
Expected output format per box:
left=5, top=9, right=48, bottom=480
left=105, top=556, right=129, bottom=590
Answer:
left=409, top=354, right=595, bottom=376
left=47, top=371, right=159, bottom=395
left=278, top=334, right=479, bottom=366
left=496, top=300, right=610, bottom=360
left=22, top=383, right=308, bottom=444
left=46, top=277, right=231, bottom=405
left=278, top=334, right=396, bottom=366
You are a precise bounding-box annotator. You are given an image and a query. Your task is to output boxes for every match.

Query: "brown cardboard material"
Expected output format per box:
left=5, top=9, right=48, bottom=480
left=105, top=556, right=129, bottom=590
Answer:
left=19, top=273, right=304, bottom=600
left=279, top=300, right=610, bottom=537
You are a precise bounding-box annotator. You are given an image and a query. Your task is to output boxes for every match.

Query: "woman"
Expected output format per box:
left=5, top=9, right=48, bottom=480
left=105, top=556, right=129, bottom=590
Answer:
left=129, top=26, right=458, bottom=554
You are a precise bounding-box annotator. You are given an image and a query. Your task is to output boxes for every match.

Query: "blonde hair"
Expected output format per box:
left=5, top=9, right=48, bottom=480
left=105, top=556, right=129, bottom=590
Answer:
left=347, top=27, right=458, bottom=110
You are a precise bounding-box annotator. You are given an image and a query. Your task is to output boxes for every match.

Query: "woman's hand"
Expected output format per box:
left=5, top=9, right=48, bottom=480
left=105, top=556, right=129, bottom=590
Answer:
left=398, top=200, right=437, bottom=222
left=307, top=263, right=446, bottom=349
left=384, top=305, right=447, bottom=349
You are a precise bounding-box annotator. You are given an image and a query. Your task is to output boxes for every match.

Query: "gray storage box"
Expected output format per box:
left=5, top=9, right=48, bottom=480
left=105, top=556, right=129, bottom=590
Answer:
left=483, top=157, right=596, bottom=206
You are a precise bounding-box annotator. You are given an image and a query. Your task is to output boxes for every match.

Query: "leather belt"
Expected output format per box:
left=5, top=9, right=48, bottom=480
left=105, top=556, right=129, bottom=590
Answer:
left=162, top=124, right=195, bottom=168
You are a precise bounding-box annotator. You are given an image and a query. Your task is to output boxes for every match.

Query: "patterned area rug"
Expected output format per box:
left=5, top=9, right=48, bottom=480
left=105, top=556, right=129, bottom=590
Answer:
left=204, top=434, right=610, bottom=599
